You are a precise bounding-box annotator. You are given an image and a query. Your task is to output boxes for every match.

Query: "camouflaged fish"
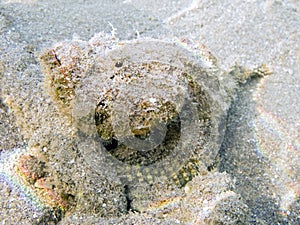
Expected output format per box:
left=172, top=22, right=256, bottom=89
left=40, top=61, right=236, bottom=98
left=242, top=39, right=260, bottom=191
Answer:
left=39, top=33, right=270, bottom=187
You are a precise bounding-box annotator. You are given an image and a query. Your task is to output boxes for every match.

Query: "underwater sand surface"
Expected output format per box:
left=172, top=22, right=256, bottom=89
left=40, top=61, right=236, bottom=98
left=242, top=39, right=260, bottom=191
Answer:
left=0, top=0, right=299, bottom=224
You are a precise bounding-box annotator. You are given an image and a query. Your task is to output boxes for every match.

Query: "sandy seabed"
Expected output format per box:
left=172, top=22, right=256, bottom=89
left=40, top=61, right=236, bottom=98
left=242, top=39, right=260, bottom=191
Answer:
left=0, top=0, right=299, bottom=224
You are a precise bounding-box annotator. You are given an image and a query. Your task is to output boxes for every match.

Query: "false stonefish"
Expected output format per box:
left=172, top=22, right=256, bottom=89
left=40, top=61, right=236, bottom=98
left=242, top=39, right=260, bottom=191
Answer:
left=39, top=33, right=270, bottom=188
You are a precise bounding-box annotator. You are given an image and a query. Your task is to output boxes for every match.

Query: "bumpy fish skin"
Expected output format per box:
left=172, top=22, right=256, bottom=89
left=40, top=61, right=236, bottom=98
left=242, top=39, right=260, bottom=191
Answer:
left=40, top=34, right=250, bottom=187
left=17, top=33, right=269, bottom=214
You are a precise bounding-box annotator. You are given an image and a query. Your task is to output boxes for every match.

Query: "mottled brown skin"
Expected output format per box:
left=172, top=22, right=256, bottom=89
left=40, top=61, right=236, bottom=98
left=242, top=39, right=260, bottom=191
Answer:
left=39, top=36, right=271, bottom=186
left=16, top=34, right=271, bottom=214
left=15, top=154, right=71, bottom=210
